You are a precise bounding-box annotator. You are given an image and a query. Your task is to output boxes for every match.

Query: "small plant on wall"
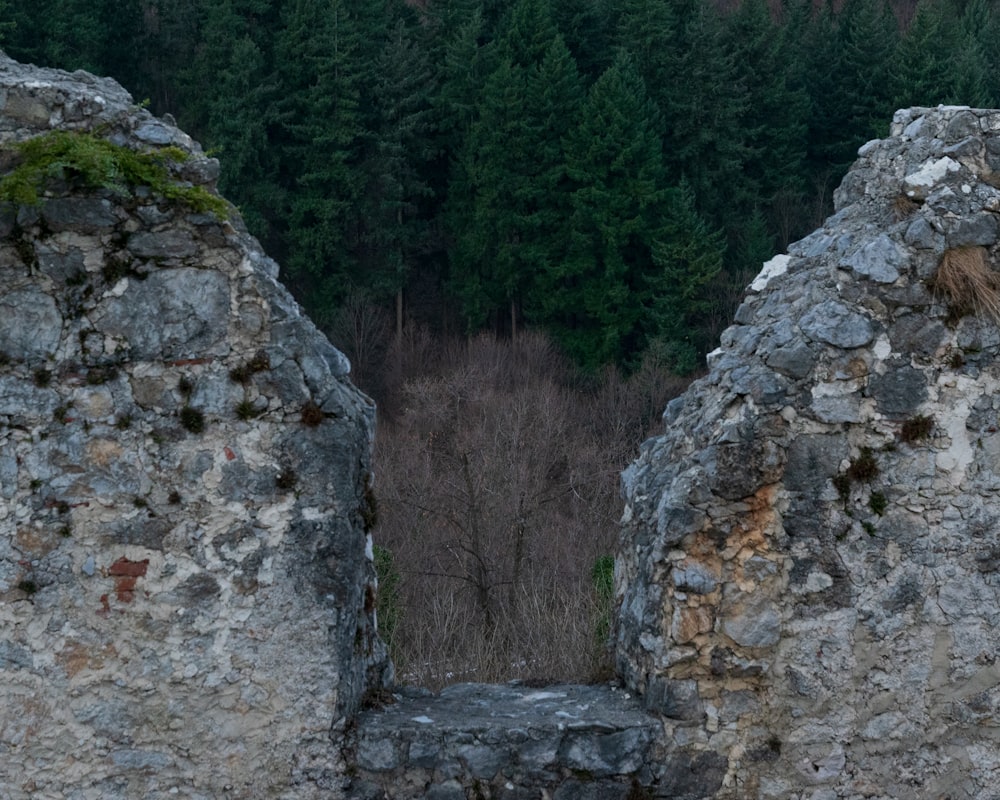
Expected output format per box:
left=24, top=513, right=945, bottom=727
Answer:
left=373, top=545, right=401, bottom=657
left=359, top=473, right=378, bottom=532
left=893, top=193, right=920, bottom=221
left=833, top=447, right=880, bottom=505
left=929, top=246, right=1000, bottom=323
left=301, top=401, right=324, bottom=427
left=900, top=414, right=933, bottom=443
left=179, top=405, right=205, bottom=434
left=235, top=399, right=260, bottom=421
left=275, top=466, right=297, bottom=491
left=846, top=447, right=879, bottom=482
left=869, top=491, right=888, bottom=515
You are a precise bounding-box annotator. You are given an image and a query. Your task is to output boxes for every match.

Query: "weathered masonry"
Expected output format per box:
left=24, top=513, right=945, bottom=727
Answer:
left=616, top=105, right=1000, bottom=799
left=4, top=54, right=1000, bottom=800
left=0, top=56, right=389, bottom=800
left=354, top=106, right=1000, bottom=799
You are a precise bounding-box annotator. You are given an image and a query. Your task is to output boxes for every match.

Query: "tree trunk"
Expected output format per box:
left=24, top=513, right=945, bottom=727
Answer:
left=396, top=288, right=403, bottom=343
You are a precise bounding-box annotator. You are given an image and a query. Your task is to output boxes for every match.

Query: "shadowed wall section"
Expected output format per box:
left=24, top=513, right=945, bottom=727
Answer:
left=617, top=105, right=1000, bottom=798
left=0, top=56, right=390, bottom=799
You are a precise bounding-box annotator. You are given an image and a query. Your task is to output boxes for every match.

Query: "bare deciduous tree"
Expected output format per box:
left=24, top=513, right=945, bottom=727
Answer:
left=373, top=331, right=689, bottom=687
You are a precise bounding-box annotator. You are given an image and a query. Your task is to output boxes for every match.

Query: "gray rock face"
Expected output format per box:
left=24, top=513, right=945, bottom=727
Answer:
left=617, top=105, right=1000, bottom=798
left=0, top=55, right=389, bottom=799
left=345, top=683, right=680, bottom=800
left=0, top=287, right=63, bottom=358
left=844, top=234, right=908, bottom=283
left=799, top=300, right=875, bottom=348
left=13, top=55, right=1000, bottom=800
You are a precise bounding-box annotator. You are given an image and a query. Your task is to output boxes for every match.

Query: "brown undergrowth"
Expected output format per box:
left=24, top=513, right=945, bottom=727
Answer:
left=360, top=328, right=688, bottom=688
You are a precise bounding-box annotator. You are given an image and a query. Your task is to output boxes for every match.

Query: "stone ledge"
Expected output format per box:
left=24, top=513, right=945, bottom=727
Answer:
left=344, top=682, right=676, bottom=799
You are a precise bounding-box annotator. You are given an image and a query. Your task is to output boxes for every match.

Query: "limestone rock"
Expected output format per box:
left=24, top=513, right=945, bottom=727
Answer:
left=345, top=683, right=674, bottom=799
left=0, top=55, right=389, bottom=799
left=617, top=105, right=1000, bottom=798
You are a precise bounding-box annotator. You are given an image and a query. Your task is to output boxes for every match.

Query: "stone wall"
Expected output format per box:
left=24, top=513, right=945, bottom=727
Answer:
left=0, top=56, right=389, bottom=799
left=345, top=683, right=673, bottom=800
left=616, top=105, right=1000, bottom=798
left=8, top=52, right=1000, bottom=800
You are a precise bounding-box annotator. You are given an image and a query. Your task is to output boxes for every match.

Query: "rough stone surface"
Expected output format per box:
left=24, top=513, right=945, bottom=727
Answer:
left=13, top=57, right=1000, bottom=800
left=344, top=683, right=680, bottom=799
left=617, top=105, right=1000, bottom=798
left=0, top=55, right=389, bottom=799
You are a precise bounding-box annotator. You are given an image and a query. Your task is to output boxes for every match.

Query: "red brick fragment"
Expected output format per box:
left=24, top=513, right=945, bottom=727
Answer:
left=114, top=576, right=138, bottom=602
left=108, top=557, right=149, bottom=577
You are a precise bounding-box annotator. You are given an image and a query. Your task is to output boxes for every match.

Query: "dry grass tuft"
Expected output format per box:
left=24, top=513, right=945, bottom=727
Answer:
left=892, top=194, right=920, bottom=221
left=931, top=246, right=1000, bottom=323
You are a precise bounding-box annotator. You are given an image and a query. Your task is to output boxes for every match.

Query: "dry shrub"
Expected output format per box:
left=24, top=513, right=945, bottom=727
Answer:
left=326, top=291, right=392, bottom=398
left=931, top=246, right=1000, bottom=323
left=589, top=355, right=692, bottom=466
left=372, top=331, right=686, bottom=688
left=392, top=581, right=608, bottom=689
left=892, top=194, right=920, bottom=221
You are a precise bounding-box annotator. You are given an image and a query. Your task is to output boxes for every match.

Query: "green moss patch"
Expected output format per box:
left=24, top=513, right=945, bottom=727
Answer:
left=0, top=130, right=228, bottom=218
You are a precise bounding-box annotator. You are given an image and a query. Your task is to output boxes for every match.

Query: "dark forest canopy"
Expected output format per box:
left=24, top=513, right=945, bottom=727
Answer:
left=3, top=0, right=997, bottom=373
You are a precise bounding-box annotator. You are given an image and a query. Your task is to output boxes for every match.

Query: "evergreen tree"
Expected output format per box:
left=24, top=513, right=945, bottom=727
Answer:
left=186, top=0, right=281, bottom=241
left=0, top=1, right=12, bottom=42
left=432, top=9, right=493, bottom=154
left=498, top=0, right=562, bottom=65
left=799, top=0, right=843, bottom=168
left=447, top=0, right=584, bottom=334
left=834, top=0, right=898, bottom=166
left=551, top=0, right=612, bottom=80
left=799, top=0, right=897, bottom=219
left=354, top=15, right=437, bottom=331
left=949, top=31, right=991, bottom=107
left=272, top=0, right=368, bottom=320
left=424, top=0, right=484, bottom=42
left=429, top=3, right=495, bottom=285
left=723, top=0, right=809, bottom=219
left=892, top=0, right=963, bottom=108
left=962, top=0, right=1000, bottom=106
left=791, top=0, right=848, bottom=223
left=543, top=54, right=671, bottom=367
left=646, top=179, right=725, bottom=373
left=614, top=0, right=680, bottom=98
left=133, top=0, right=204, bottom=113
left=4, top=0, right=145, bottom=90
left=730, top=206, right=777, bottom=291
left=617, top=0, right=748, bottom=234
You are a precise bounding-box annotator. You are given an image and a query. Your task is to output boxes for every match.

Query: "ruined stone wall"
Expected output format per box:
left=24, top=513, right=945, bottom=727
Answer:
left=9, top=52, right=1000, bottom=800
left=0, top=56, right=389, bottom=799
left=617, top=106, right=1000, bottom=799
